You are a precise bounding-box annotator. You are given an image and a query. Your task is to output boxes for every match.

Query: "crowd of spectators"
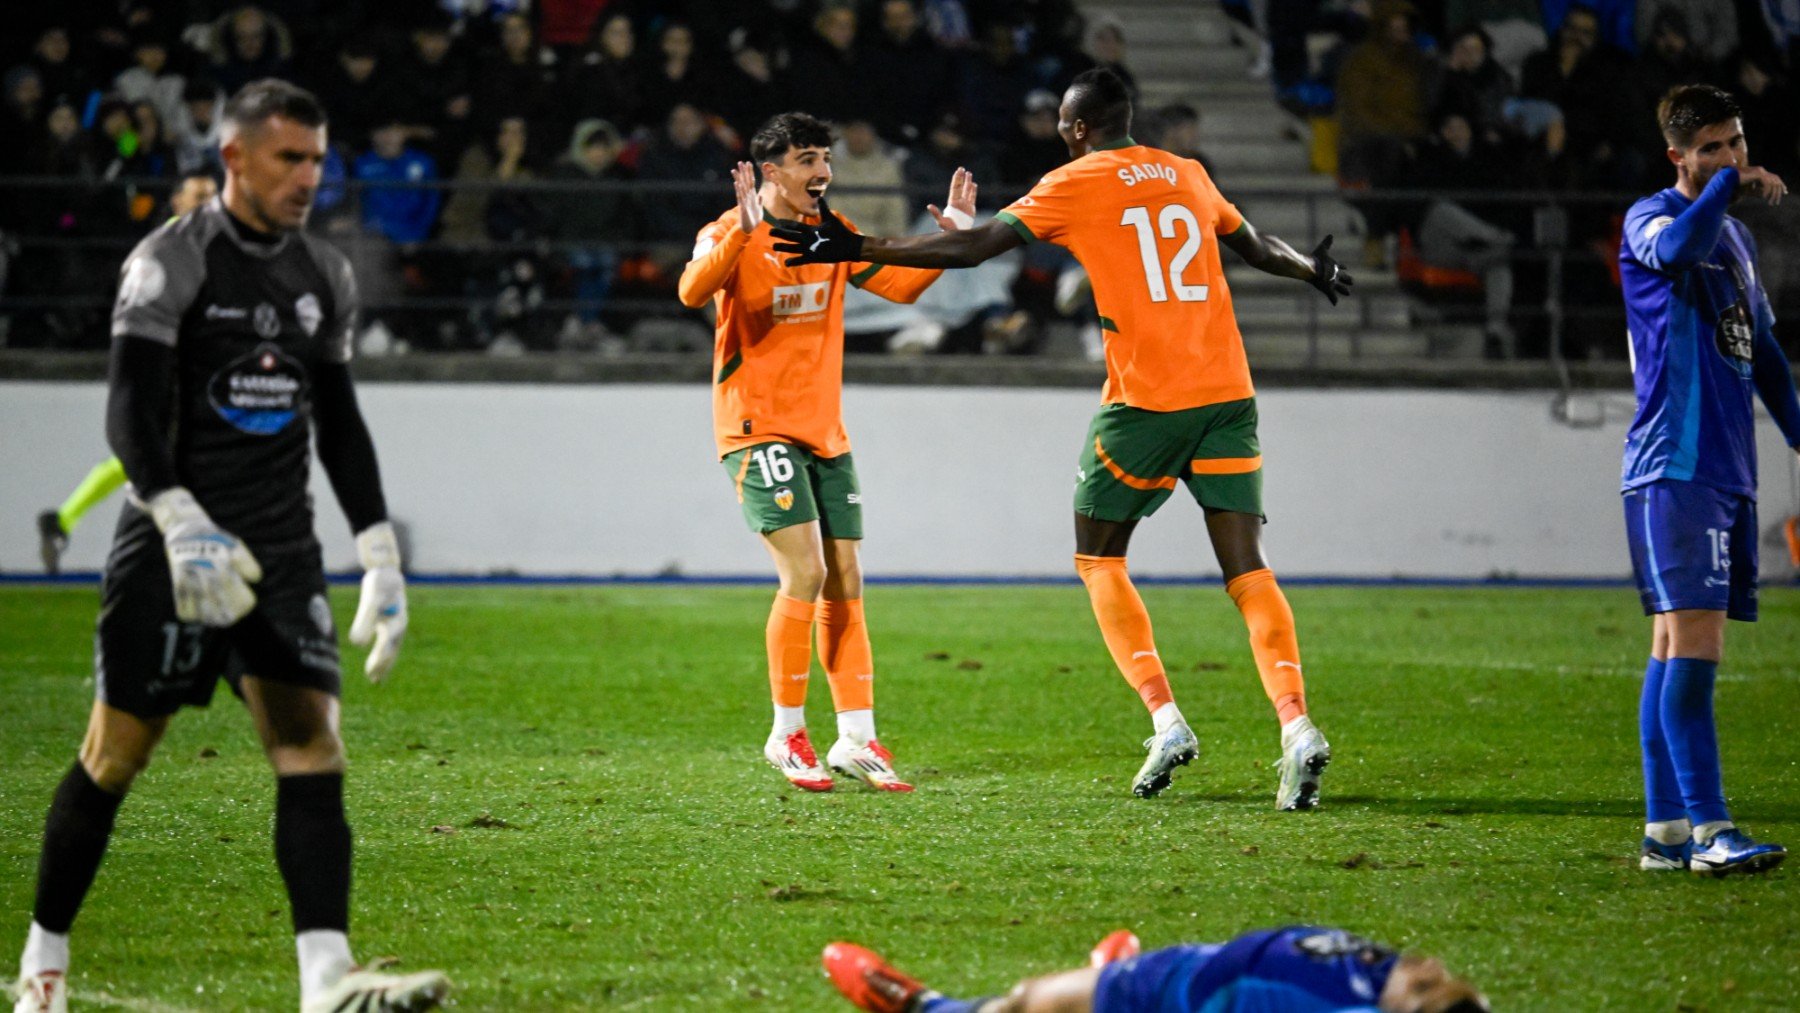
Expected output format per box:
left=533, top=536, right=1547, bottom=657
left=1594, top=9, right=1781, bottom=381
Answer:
left=0, top=0, right=1145, bottom=354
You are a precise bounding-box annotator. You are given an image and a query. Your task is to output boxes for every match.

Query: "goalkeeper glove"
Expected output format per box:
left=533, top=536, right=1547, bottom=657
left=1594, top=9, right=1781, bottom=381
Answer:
left=769, top=195, right=864, bottom=265
left=1309, top=235, right=1354, bottom=305
left=145, top=487, right=262, bottom=627
left=349, top=521, right=407, bottom=682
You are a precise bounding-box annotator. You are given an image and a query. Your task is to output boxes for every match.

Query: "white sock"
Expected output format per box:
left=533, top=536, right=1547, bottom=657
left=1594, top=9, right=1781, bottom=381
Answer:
left=295, top=929, right=354, bottom=1002
left=1280, top=714, right=1315, bottom=748
left=20, top=922, right=69, bottom=977
left=1645, top=819, right=1692, bottom=845
left=1694, top=820, right=1735, bottom=845
left=771, top=705, right=806, bottom=737
left=1151, top=702, right=1184, bottom=735
left=837, top=708, right=876, bottom=743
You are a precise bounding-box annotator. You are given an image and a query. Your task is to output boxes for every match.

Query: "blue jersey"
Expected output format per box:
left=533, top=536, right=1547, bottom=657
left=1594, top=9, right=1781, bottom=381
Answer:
left=1094, top=926, right=1397, bottom=1013
left=1620, top=183, right=1775, bottom=499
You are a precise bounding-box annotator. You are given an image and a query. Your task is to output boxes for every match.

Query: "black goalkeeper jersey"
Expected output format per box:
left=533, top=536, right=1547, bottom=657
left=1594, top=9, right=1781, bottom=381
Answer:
left=110, top=198, right=359, bottom=551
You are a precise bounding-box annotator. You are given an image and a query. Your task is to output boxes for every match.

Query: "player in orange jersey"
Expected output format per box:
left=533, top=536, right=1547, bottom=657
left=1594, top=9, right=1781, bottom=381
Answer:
left=774, top=70, right=1354, bottom=809
left=678, top=112, right=976, bottom=794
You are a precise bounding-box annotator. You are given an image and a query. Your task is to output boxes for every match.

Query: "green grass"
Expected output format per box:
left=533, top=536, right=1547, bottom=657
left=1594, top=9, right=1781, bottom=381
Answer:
left=2, top=584, right=1797, bottom=1011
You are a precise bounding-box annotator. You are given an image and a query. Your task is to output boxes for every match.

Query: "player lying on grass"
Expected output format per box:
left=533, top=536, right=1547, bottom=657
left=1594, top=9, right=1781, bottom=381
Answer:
left=677, top=112, right=976, bottom=793
left=34, top=172, right=218, bottom=575
left=11, top=81, right=443, bottom=1013
left=823, top=925, right=1487, bottom=1013
left=1619, top=84, right=1796, bottom=877
left=772, top=69, right=1352, bottom=808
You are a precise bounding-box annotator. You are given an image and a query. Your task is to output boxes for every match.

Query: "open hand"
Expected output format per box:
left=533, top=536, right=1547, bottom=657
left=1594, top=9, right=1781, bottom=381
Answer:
left=928, top=167, right=977, bottom=230
left=733, top=161, right=763, bottom=234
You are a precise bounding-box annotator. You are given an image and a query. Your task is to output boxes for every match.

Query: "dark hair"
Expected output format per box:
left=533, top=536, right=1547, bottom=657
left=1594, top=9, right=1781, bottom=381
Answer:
left=1066, top=67, right=1132, bottom=137
left=1658, top=84, right=1740, bottom=148
left=222, top=78, right=326, bottom=139
left=750, top=111, right=834, bottom=165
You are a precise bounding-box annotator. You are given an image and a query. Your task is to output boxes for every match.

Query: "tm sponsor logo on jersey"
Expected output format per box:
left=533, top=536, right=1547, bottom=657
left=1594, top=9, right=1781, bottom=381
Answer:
left=772, top=282, right=829, bottom=321
left=1117, top=162, right=1178, bottom=186
left=208, top=342, right=306, bottom=435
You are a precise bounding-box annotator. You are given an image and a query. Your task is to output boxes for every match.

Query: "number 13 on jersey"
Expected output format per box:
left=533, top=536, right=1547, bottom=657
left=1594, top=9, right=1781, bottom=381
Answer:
left=1121, top=204, right=1209, bottom=303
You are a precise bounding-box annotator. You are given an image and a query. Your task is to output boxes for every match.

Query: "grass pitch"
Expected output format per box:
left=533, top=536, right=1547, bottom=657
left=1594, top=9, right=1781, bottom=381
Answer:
left=2, top=583, right=1796, bottom=1011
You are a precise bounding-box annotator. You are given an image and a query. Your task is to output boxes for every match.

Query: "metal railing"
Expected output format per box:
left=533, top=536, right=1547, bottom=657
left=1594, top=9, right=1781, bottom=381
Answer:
left=2, top=175, right=1795, bottom=372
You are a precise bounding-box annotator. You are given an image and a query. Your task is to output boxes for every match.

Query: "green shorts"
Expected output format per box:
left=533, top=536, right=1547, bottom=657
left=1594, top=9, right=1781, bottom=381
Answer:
left=1074, top=398, right=1264, bottom=522
left=722, top=442, right=864, bottom=538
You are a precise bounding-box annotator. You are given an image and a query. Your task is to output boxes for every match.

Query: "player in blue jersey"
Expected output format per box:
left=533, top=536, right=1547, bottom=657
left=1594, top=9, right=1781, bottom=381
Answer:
left=822, top=926, right=1486, bottom=1013
left=1619, top=84, right=1800, bottom=877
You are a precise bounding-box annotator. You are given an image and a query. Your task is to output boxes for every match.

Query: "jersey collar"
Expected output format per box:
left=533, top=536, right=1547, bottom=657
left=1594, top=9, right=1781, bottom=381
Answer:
left=1091, top=136, right=1137, bottom=151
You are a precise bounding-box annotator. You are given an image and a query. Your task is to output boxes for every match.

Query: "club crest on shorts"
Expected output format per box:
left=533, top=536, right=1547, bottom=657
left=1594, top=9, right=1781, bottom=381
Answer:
left=773, top=486, right=795, bottom=511
left=295, top=293, right=322, bottom=337
left=254, top=302, right=281, bottom=339
left=308, top=594, right=333, bottom=635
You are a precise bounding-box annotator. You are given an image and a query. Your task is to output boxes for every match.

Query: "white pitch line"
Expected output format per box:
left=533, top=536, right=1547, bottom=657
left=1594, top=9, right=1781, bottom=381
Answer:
left=83, top=991, right=202, bottom=1013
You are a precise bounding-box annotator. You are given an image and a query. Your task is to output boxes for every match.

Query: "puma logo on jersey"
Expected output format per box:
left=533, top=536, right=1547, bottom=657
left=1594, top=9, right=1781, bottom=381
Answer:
left=1117, top=163, right=1178, bottom=186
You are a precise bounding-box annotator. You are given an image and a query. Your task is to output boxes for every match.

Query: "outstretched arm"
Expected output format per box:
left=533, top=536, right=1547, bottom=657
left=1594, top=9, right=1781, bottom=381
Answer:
left=1220, top=221, right=1353, bottom=304
left=677, top=162, right=759, bottom=307
left=773, top=195, right=1024, bottom=270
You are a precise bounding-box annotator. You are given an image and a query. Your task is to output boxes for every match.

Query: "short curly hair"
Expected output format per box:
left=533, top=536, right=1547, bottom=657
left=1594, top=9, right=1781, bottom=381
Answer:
left=1657, top=84, right=1741, bottom=149
left=750, top=112, right=834, bottom=166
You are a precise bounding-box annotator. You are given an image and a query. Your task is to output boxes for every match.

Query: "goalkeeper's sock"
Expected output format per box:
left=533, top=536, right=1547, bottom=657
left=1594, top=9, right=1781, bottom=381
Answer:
left=767, top=594, right=816, bottom=709
left=1075, top=555, right=1174, bottom=712
left=20, top=922, right=69, bottom=978
left=818, top=598, right=876, bottom=715
left=1226, top=569, right=1307, bottom=725
left=56, top=457, right=127, bottom=534
left=1659, top=657, right=1730, bottom=827
left=296, top=930, right=354, bottom=1003
left=33, top=762, right=124, bottom=938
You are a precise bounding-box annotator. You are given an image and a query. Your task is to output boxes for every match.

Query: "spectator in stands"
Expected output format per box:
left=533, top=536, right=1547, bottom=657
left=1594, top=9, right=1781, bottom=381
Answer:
left=310, top=40, right=389, bottom=156
left=1446, top=0, right=1549, bottom=80
left=999, top=90, right=1067, bottom=187
left=958, top=21, right=1035, bottom=142
left=715, top=27, right=790, bottom=145
left=207, top=6, right=294, bottom=95
left=395, top=14, right=473, bottom=169
left=29, top=101, right=96, bottom=179
left=1433, top=26, right=1512, bottom=146
left=792, top=4, right=863, bottom=125
left=1, top=67, right=46, bottom=173
left=355, top=122, right=442, bottom=245
left=545, top=118, right=635, bottom=331
left=442, top=116, right=540, bottom=246
left=170, top=80, right=224, bottom=176
left=829, top=119, right=909, bottom=238
left=921, top=0, right=975, bottom=50
left=641, top=22, right=718, bottom=133
left=1061, top=16, right=1139, bottom=98
left=472, top=13, right=556, bottom=141
left=1732, top=50, right=1800, bottom=182
left=570, top=14, right=644, bottom=140
left=113, top=34, right=185, bottom=135
left=1519, top=4, right=1655, bottom=188
left=1403, top=110, right=1519, bottom=358
left=861, top=0, right=952, bottom=145
left=125, top=101, right=175, bottom=178
left=637, top=102, right=732, bottom=242
left=1637, top=8, right=1715, bottom=101
left=1541, top=0, right=1638, bottom=52
left=1637, top=0, right=1739, bottom=62
left=1143, top=102, right=1215, bottom=177
left=902, top=110, right=997, bottom=210
left=29, top=26, right=94, bottom=108
left=1336, top=0, right=1430, bottom=265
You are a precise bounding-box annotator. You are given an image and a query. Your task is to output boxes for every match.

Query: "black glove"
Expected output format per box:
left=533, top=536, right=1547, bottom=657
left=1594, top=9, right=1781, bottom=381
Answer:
left=1309, top=235, right=1354, bottom=305
left=769, top=195, right=864, bottom=265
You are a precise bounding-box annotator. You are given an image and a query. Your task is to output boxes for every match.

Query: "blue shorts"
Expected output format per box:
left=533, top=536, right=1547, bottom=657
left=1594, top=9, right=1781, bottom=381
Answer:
left=1095, top=945, right=1220, bottom=1013
left=1623, top=480, right=1758, bottom=621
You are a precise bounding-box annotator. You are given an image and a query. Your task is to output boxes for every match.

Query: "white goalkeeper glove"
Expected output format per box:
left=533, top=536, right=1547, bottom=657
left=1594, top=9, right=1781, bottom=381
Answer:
left=349, top=521, right=407, bottom=682
left=145, top=487, right=262, bottom=627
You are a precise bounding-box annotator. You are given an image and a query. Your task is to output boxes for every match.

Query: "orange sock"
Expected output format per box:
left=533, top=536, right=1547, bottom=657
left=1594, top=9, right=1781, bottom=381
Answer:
left=1225, top=568, right=1307, bottom=724
left=1075, top=555, right=1175, bottom=712
left=766, top=594, right=815, bottom=708
left=817, top=597, right=875, bottom=712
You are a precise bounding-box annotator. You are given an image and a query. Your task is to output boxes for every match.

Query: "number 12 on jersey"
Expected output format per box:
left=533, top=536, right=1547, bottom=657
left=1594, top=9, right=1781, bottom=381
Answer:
left=1121, top=204, right=1209, bottom=303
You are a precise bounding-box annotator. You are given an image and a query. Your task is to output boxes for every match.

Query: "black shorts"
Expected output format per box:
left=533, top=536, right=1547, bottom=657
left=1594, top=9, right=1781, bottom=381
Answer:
left=95, top=510, right=341, bottom=718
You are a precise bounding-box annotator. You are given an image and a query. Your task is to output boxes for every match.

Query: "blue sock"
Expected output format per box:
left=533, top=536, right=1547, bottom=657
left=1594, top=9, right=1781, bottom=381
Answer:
left=918, top=997, right=991, bottom=1013
left=1660, top=657, right=1731, bottom=827
left=1639, top=657, right=1685, bottom=824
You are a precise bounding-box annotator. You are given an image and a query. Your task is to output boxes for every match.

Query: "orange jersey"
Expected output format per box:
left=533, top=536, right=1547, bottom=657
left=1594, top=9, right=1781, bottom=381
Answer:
left=680, top=207, right=942, bottom=458
left=996, top=140, right=1251, bottom=412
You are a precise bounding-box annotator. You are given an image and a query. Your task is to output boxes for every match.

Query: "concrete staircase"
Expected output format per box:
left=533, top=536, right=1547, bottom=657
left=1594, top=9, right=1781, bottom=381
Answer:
left=1085, top=0, right=1484, bottom=364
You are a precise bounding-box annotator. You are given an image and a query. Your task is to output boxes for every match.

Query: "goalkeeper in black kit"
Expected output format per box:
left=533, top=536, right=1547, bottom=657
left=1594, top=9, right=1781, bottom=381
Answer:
left=10, top=80, right=447, bottom=1013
